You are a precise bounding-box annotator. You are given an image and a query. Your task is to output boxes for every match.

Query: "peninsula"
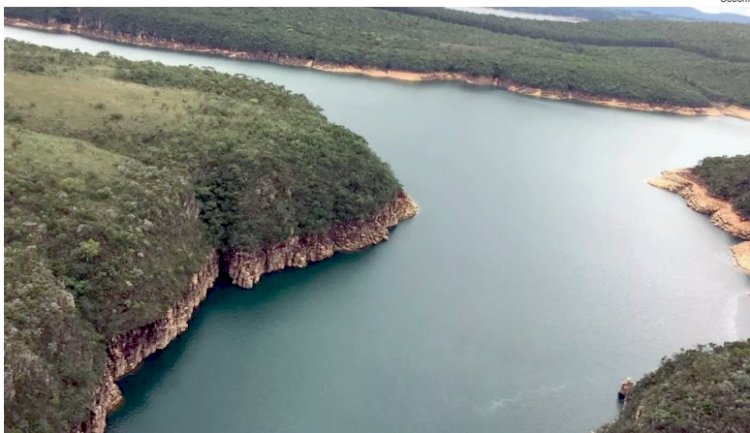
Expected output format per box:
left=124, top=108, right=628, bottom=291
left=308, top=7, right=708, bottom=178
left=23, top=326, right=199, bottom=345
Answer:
left=4, top=40, right=416, bottom=433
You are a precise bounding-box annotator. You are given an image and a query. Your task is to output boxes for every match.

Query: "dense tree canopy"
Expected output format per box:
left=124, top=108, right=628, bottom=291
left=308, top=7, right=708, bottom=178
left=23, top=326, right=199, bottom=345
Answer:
left=6, top=7, right=750, bottom=107
left=4, top=40, right=400, bottom=433
left=693, top=155, right=750, bottom=219
left=598, top=340, right=750, bottom=433
left=386, top=8, right=750, bottom=61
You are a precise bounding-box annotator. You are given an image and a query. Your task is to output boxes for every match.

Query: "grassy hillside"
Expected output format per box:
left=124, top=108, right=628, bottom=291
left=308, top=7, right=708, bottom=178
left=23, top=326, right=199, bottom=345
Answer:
left=693, top=155, right=750, bottom=219
left=5, top=7, right=750, bottom=107
left=4, top=40, right=401, bottom=433
left=598, top=340, right=750, bottom=433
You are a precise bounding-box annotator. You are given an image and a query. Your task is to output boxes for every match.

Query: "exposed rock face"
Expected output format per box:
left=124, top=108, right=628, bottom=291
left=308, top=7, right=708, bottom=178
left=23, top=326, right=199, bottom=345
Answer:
left=71, top=372, right=122, bottom=433
left=72, top=251, right=220, bottom=433
left=227, top=191, right=419, bottom=287
left=6, top=17, right=750, bottom=121
left=106, top=252, right=220, bottom=379
left=648, top=169, right=750, bottom=273
left=730, top=242, right=750, bottom=273
left=69, top=192, right=417, bottom=433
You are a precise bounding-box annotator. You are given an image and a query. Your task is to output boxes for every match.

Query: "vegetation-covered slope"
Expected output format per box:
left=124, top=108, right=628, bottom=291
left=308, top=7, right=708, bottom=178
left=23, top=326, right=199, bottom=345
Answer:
left=390, top=7, right=750, bottom=61
left=6, top=7, right=750, bottom=107
left=598, top=340, right=750, bottom=433
left=4, top=40, right=401, bottom=433
left=4, top=126, right=206, bottom=432
left=693, top=155, right=750, bottom=219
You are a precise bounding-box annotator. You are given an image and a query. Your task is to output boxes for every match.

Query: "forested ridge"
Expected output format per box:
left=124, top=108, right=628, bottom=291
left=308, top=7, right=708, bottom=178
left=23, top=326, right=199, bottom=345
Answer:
left=5, top=7, right=750, bottom=108
left=4, top=40, right=400, bottom=433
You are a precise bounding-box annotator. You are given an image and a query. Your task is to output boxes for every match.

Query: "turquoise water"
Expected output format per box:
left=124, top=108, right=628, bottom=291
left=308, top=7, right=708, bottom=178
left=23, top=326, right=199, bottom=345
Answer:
left=6, top=26, right=750, bottom=433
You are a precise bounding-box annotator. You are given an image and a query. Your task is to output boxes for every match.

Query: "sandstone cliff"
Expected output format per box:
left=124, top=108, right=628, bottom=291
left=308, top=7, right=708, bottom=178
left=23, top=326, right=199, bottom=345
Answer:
left=648, top=169, right=750, bottom=273
left=227, top=191, right=419, bottom=287
left=6, top=17, right=750, bottom=121
left=71, top=192, right=417, bottom=433
left=72, top=251, right=220, bottom=433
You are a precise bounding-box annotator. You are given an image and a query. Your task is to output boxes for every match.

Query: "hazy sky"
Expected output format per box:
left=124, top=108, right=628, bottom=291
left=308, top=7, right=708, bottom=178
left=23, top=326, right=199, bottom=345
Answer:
left=695, top=6, right=750, bottom=17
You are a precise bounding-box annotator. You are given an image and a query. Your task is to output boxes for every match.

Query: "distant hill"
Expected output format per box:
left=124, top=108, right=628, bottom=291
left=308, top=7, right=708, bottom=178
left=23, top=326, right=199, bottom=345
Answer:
left=629, top=7, right=750, bottom=24
left=500, top=7, right=750, bottom=24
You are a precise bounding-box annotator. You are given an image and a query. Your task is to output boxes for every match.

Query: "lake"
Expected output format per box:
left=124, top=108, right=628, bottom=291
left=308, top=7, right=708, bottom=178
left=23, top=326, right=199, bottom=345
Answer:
left=5, top=25, right=750, bottom=433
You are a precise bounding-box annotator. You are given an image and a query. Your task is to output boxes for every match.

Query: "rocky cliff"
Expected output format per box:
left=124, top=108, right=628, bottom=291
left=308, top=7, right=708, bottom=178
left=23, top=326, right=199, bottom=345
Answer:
left=6, top=17, right=750, bottom=121
left=71, top=192, right=417, bottom=433
left=72, top=251, right=220, bottom=433
left=648, top=169, right=750, bottom=273
left=227, top=191, right=419, bottom=287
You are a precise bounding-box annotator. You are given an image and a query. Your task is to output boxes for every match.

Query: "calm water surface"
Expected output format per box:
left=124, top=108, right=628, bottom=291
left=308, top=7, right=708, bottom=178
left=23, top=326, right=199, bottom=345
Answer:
left=6, top=26, right=750, bottom=433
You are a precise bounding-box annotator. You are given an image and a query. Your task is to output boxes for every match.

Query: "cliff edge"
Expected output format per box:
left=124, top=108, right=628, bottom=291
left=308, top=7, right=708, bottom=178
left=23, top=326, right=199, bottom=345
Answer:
left=227, top=191, right=418, bottom=287
left=74, top=192, right=416, bottom=433
left=5, top=40, right=418, bottom=433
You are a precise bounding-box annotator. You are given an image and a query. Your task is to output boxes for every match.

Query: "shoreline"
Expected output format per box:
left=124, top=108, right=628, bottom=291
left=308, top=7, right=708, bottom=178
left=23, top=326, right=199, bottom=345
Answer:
left=647, top=170, right=750, bottom=273
left=76, top=192, right=418, bottom=433
left=5, top=17, right=750, bottom=122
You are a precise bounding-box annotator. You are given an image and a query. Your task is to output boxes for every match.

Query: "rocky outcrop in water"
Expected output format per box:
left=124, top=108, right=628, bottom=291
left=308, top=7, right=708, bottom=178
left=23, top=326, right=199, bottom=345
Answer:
left=648, top=169, right=750, bottom=273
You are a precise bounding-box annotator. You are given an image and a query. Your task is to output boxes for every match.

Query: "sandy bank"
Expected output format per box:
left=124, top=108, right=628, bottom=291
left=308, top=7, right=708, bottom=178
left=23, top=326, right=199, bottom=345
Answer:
left=648, top=170, right=750, bottom=273
left=6, top=17, right=749, bottom=121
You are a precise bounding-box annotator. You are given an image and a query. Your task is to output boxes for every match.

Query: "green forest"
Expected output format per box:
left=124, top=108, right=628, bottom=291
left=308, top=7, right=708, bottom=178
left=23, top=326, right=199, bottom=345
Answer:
left=5, top=7, right=750, bottom=107
left=4, top=40, right=400, bottom=433
left=386, top=8, right=750, bottom=61
left=598, top=340, right=750, bottom=433
left=693, top=155, right=750, bottom=219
